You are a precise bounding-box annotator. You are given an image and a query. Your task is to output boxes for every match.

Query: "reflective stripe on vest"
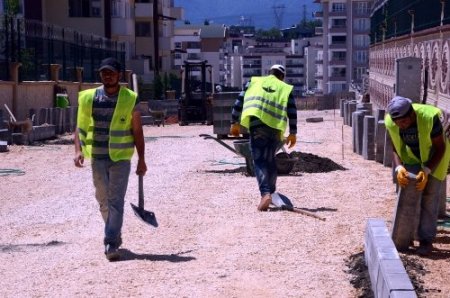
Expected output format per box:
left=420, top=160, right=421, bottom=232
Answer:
left=385, top=103, right=450, bottom=180
left=240, top=75, right=293, bottom=132
left=77, top=87, right=137, bottom=161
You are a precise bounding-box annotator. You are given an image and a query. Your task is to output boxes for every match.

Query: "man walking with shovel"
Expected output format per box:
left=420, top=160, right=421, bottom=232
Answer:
left=73, top=57, right=147, bottom=261
left=230, top=64, right=297, bottom=211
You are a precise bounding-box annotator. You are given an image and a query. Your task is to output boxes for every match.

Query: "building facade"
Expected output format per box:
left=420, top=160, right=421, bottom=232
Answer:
left=314, top=0, right=372, bottom=95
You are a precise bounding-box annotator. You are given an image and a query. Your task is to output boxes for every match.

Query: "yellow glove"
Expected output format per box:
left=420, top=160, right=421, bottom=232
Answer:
left=395, top=165, right=409, bottom=188
left=286, top=134, right=296, bottom=149
left=415, top=168, right=430, bottom=191
left=230, top=123, right=240, bottom=137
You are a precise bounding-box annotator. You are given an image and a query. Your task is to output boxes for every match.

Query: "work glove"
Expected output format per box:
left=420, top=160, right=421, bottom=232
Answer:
left=286, top=134, right=296, bottom=149
left=395, top=165, right=409, bottom=188
left=415, top=168, right=430, bottom=191
left=230, top=123, right=240, bottom=137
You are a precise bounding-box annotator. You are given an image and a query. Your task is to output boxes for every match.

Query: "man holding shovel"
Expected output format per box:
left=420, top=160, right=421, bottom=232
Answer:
left=230, top=64, right=297, bottom=211
left=73, top=57, right=147, bottom=261
left=385, top=96, right=449, bottom=256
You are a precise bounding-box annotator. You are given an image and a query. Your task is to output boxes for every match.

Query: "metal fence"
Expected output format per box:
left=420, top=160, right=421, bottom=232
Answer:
left=371, top=0, right=450, bottom=44
left=0, top=16, right=126, bottom=82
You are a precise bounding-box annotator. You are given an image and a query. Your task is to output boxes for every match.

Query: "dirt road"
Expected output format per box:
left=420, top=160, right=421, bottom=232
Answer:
left=0, top=110, right=448, bottom=297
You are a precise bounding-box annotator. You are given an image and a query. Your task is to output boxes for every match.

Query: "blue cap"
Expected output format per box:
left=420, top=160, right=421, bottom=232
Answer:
left=387, top=96, right=412, bottom=119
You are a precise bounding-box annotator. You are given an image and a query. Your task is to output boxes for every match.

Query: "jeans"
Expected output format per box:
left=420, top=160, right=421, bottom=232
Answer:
left=249, top=124, right=281, bottom=196
left=404, top=164, right=442, bottom=242
left=417, top=174, right=442, bottom=242
left=91, top=158, right=131, bottom=247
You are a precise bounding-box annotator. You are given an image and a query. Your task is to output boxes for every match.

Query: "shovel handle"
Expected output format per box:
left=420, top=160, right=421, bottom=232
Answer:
left=138, top=175, right=144, bottom=209
left=282, top=205, right=326, bottom=221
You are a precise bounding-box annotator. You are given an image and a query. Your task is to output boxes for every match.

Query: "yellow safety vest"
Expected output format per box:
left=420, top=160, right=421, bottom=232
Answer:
left=240, top=75, right=293, bottom=132
left=77, top=87, right=137, bottom=161
left=385, top=103, right=450, bottom=180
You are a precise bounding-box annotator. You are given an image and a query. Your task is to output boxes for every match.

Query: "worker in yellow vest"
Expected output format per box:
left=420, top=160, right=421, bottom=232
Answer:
left=73, top=57, right=147, bottom=261
left=230, top=64, right=297, bottom=211
left=385, top=96, right=450, bottom=256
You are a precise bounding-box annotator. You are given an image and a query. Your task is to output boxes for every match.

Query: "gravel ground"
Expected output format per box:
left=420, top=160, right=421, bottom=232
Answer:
left=0, top=109, right=448, bottom=297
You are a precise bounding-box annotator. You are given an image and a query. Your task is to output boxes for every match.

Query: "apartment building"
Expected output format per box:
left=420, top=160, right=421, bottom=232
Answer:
left=173, top=24, right=228, bottom=88
left=314, top=0, right=372, bottom=95
left=6, top=0, right=182, bottom=82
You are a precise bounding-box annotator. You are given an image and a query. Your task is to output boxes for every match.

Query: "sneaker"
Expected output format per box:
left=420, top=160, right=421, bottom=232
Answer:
left=105, top=244, right=120, bottom=261
left=417, top=241, right=433, bottom=256
left=257, top=194, right=272, bottom=211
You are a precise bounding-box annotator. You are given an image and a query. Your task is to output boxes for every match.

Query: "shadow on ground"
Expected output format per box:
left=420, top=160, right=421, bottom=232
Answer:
left=117, top=249, right=196, bottom=263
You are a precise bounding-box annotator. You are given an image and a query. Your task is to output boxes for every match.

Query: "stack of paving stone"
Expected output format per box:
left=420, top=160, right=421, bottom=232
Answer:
left=365, top=219, right=417, bottom=297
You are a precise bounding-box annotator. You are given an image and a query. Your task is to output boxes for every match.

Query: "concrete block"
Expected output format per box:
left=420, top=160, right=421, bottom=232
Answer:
left=141, top=115, right=154, bottom=126
left=0, top=140, right=7, bottom=152
left=357, top=102, right=373, bottom=115
left=383, top=131, right=393, bottom=167
left=391, top=173, right=421, bottom=251
left=340, top=99, right=346, bottom=117
left=348, top=102, right=357, bottom=127
left=29, top=125, right=56, bottom=142
left=390, top=291, right=417, bottom=297
left=376, top=120, right=386, bottom=163
left=363, top=116, right=376, bottom=160
left=381, top=273, right=415, bottom=298
left=344, top=101, right=349, bottom=125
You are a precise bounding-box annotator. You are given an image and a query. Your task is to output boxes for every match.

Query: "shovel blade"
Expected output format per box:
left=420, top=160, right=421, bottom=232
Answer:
left=130, top=203, right=158, bottom=227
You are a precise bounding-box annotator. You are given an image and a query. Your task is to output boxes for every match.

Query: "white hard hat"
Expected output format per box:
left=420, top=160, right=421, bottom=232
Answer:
left=270, top=64, right=286, bottom=75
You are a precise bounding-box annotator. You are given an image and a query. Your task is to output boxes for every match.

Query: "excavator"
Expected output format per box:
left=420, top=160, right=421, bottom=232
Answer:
left=178, top=60, right=213, bottom=126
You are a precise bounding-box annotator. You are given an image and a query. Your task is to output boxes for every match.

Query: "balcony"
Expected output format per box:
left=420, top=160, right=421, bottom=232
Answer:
left=329, top=75, right=347, bottom=81
left=329, top=11, right=346, bottom=17
left=315, top=74, right=323, bottom=79
left=329, top=42, right=347, bottom=49
left=329, top=58, right=346, bottom=65
left=314, top=11, right=323, bottom=18
left=329, top=26, right=346, bottom=34
left=111, top=18, right=134, bottom=36
left=135, top=3, right=153, bottom=18
left=315, top=27, right=323, bottom=35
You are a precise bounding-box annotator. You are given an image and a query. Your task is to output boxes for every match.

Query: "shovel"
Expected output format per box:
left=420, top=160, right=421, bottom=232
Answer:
left=271, top=192, right=326, bottom=221
left=130, top=175, right=158, bottom=227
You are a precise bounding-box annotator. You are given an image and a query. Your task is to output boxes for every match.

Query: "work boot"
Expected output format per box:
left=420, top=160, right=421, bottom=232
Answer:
left=257, top=194, right=272, bottom=211
left=416, top=241, right=433, bottom=256
left=105, top=244, right=120, bottom=261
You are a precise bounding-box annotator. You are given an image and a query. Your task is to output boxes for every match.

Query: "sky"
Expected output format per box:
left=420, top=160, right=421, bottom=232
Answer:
left=173, top=0, right=320, bottom=29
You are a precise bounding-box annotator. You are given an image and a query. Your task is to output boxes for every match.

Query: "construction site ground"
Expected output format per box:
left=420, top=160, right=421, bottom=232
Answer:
left=0, top=109, right=449, bottom=297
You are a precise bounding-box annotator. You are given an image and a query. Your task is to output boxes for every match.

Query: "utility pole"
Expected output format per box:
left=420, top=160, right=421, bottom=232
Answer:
left=153, top=0, right=160, bottom=76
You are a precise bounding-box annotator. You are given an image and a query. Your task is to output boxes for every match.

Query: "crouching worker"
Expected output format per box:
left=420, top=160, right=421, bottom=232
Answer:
left=385, top=96, right=450, bottom=256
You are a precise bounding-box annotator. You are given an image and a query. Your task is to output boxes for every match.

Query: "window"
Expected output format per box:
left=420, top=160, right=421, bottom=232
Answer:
left=135, top=0, right=152, bottom=2
left=353, top=18, right=370, bottom=31
left=353, top=67, right=367, bottom=80
left=353, top=35, right=369, bottom=47
left=332, top=19, right=346, bottom=28
left=331, top=3, right=346, bottom=12
left=175, top=42, right=182, bottom=49
left=332, top=51, right=346, bottom=61
left=69, top=0, right=101, bottom=17
left=354, top=51, right=368, bottom=63
left=356, top=2, right=370, bottom=14
left=111, top=0, right=122, bottom=17
left=135, top=22, right=151, bottom=37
